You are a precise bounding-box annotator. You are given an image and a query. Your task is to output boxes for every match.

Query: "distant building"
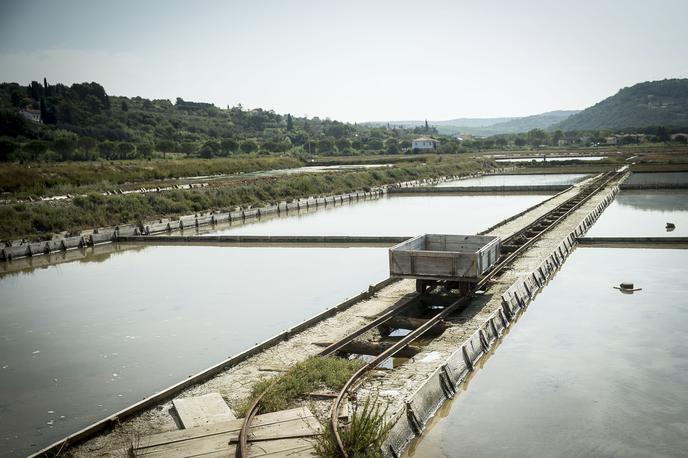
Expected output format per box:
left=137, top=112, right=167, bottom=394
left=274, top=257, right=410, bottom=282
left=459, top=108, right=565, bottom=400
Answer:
left=604, top=136, right=618, bottom=145
left=671, top=133, right=688, bottom=142
left=19, top=108, right=42, bottom=124
left=412, top=137, right=440, bottom=150
left=557, top=139, right=570, bottom=146
left=455, top=133, right=474, bottom=142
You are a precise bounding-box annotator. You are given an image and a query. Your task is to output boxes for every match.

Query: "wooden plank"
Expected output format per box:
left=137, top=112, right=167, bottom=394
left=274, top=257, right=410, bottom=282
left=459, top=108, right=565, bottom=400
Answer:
left=134, top=407, right=320, bottom=457
left=173, top=393, right=236, bottom=429
left=248, top=437, right=316, bottom=456
left=138, top=407, right=313, bottom=449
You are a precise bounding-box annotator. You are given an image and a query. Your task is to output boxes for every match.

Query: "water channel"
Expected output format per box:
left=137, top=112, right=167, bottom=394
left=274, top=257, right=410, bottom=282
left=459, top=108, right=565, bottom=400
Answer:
left=0, top=190, right=551, bottom=456
left=587, top=190, right=688, bottom=237
left=408, top=247, right=688, bottom=457
left=436, top=173, right=589, bottom=188
left=495, top=155, right=606, bottom=163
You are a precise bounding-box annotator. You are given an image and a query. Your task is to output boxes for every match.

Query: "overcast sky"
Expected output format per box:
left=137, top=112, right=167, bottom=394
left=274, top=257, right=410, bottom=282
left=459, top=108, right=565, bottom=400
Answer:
left=1, top=0, right=687, bottom=122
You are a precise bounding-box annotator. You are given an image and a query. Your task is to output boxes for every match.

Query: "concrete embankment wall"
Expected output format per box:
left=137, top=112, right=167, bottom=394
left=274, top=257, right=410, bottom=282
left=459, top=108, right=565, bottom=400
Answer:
left=1, top=188, right=381, bottom=262
left=382, top=181, right=623, bottom=458
left=117, top=235, right=410, bottom=246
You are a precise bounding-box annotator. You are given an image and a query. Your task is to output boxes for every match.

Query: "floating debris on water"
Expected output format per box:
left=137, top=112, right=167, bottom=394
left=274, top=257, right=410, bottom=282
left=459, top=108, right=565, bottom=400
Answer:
left=614, top=282, right=642, bottom=293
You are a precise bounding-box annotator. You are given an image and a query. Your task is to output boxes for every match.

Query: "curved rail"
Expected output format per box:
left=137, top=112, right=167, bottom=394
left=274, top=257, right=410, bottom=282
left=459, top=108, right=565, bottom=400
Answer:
left=328, top=170, right=620, bottom=456
left=237, top=171, right=619, bottom=457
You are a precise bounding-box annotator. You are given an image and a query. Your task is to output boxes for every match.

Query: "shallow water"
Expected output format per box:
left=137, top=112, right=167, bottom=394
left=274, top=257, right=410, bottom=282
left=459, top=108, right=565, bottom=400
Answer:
left=586, top=190, right=688, bottom=237
left=625, top=172, right=688, bottom=185
left=0, top=191, right=549, bottom=456
left=495, top=155, right=606, bottom=163
left=0, top=245, right=388, bottom=456
left=436, top=173, right=588, bottom=187
left=209, top=194, right=551, bottom=236
left=408, top=248, right=688, bottom=458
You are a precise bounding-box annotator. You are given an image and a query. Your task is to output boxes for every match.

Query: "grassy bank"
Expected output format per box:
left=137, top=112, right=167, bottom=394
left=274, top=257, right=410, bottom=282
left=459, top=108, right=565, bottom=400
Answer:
left=0, top=155, right=302, bottom=196
left=235, top=356, right=364, bottom=416
left=0, top=157, right=493, bottom=240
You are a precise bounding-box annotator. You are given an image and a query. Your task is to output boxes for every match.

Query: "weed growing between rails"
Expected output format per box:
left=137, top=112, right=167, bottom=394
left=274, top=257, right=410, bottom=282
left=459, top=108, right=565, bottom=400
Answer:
left=315, top=397, right=392, bottom=458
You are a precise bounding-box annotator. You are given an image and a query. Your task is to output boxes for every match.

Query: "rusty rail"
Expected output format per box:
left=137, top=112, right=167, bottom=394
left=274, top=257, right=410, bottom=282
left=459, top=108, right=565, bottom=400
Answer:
left=327, top=170, right=620, bottom=457
left=236, top=171, right=620, bottom=457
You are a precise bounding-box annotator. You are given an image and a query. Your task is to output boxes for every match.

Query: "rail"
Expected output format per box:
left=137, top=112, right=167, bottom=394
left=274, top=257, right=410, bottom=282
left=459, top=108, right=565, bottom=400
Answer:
left=324, top=170, right=621, bottom=456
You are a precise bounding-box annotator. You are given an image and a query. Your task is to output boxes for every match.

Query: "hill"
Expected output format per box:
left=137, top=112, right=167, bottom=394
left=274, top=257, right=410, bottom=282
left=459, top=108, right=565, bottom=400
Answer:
left=0, top=79, right=441, bottom=161
left=556, top=79, right=688, bottom=131
left=367, top=111, right=578, bottom=136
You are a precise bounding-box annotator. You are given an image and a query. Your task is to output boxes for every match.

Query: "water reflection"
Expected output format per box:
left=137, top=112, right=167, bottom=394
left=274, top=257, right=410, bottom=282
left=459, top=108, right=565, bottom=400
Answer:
left=625, top=172, right=688, bottom=186
left=0, top=246, right=388, bottom=456
left=495, top=156, right=606, bottom=163
left=209, top=194, right=551, bottom=237
left=436, top=173, right=588, bottom=187
left=587, top=190, right=688, bottom=237
left=408, top=248, right=688, bottom=457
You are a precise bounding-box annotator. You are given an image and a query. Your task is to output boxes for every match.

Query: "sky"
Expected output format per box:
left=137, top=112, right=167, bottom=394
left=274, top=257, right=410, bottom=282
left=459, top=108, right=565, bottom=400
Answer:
left=1, top=0, right=687, bottom=122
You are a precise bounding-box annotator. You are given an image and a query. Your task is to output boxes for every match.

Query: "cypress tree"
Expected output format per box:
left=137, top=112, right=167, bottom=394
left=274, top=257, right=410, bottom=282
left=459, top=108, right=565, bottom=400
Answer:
left=286, top=113, right=293, bottom=131
left=39, top=97, right=47, bottom=122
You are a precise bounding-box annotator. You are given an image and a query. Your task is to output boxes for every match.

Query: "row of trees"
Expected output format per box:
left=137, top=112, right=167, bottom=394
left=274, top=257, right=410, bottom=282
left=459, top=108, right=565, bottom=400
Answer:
left=1, top=79, right=687, bottom=163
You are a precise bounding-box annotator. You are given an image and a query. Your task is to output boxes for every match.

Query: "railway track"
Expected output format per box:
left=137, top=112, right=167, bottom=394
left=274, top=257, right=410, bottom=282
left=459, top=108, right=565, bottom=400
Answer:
left=237, top=170, right=623, bottom=457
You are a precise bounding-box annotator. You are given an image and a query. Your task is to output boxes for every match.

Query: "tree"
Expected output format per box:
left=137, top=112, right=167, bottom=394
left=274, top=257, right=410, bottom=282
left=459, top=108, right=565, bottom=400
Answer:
left=156, top=139, right=177, bottom=158
left=286, top=113, right=294, bottom=131
left=0, top=138, right=18, bottom=162
left=117, top=142, right=136, bottom=159
left=138, top=143, right=154, bottom=159
left=180, top=142, right=197, bottom=157
left=424, top=119, right=429, bottom=132
left=121, top=100, right=129, bottom=112
left=23, top=140, right=49, bottom=160
left=240, top=139, right=258, bottom=153
left=220, top=138, right=238, bottom=155
left=317, top=137, right=335, bottom=154
left=384, top=138, right=399, bottom=154
left=199, top=140, right=221, bottom=158
left=78, top=136, right=97, bottom=153
left=527, top=128, right=547, bottom=147
left=98, top=141, right=117, bottom=159
left=53, top=135, right=78, bottom=161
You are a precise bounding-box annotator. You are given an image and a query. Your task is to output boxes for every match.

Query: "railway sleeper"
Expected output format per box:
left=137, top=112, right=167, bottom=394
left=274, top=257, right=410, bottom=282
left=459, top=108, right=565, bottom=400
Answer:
left=378, top=315, right=448, bottom=337
left=338, top=340, right=421, bottom=359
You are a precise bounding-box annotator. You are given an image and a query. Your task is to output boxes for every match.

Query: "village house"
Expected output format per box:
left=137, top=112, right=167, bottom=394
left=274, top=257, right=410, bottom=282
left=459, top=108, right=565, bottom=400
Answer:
left=412, top=137, right=440, bottom=151
left=19, top=107, right=42, bottom=124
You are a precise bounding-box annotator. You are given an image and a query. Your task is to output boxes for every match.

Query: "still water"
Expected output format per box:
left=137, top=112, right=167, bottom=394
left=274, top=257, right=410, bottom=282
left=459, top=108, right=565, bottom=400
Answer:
left=436, top=174, right=588, bottom=188
left=625, top=172, right=688, bottom=186
left=409, top=248, right=688, bottom=457
left=0, top=246, right=388, bottom=456
left=586, top=190, right=688, bottom=237
left=495, top=156, right=606, bottom=163
left=210, top=194, right=551, bottom=236
left=0, top=192, right=549, bottom=455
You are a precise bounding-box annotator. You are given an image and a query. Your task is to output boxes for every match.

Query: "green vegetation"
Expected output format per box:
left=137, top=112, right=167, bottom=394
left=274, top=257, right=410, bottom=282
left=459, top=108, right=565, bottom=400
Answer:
left=0, top=158, right=492, bottom=240
left=2, top=78, right=688, bottom=167
left=236, top=356, right=364, bottom=416
left=0, top=79, right=471, bottom=163
left=556, top=79, right=688, bottom=131
left=0, top=155, right=301, bottom=196
left=315, top=397, right=392, bottom=458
